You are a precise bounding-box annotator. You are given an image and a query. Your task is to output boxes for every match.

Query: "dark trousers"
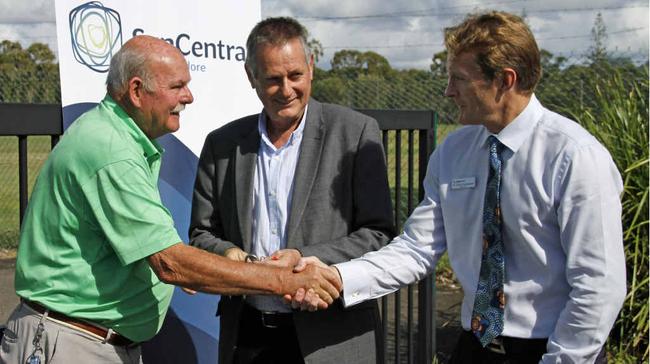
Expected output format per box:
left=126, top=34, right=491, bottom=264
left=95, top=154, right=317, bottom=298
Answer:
left=450, top=330, right=607, bottom=364
left=234, top=304, right=304, bottom=364
left=450, top=330, right=547, bottom=364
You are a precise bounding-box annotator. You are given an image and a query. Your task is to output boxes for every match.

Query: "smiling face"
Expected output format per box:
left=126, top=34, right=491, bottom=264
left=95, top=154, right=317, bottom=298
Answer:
left=246, top=37, right=313, bottom=129
left=137, top=51, right=194, bottom=139
left=444, top=51, right=501, bottom=129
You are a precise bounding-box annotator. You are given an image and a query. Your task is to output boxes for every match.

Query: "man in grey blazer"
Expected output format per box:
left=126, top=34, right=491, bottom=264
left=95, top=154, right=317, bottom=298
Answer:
left=189, top=17, right=394, bottom=364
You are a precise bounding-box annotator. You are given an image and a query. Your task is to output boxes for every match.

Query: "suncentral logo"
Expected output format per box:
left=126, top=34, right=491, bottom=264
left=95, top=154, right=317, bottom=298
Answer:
left=69, top=1, right=122, bottom=73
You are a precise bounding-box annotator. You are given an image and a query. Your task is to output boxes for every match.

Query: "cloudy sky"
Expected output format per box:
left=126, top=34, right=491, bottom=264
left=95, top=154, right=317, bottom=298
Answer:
left=1, top=0, right=647, bottom=69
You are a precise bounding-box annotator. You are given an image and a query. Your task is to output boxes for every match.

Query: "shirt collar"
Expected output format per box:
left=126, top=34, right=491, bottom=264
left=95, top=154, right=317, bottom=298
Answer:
left=101, top=94, right=163, bottom=160
left=258, top=105, right=308, bottom=151
left=480, top=94, right=543, bottom=153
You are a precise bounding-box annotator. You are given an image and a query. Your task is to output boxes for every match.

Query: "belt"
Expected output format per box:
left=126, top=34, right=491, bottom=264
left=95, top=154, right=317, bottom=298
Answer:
left=22, top=299, right=135, bottom=347
left=242, top=303, right=294, bottom=329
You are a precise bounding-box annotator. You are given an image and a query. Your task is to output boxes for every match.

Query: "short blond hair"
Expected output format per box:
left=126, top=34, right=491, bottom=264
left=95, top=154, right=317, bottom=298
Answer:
left=444, top=11, right=541, bottom=94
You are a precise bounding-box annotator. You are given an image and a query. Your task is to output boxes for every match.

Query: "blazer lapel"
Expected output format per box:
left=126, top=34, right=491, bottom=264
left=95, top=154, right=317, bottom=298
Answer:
left=235, top=122, right=260, bottom=252
left=286, top=100, right=325, bottom=247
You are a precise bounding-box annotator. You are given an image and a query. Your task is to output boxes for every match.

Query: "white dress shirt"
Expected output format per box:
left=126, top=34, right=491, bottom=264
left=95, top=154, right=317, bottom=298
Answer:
left=336, top=95, right=626, bottom=363
left=247, top=107, right=307, bottom=312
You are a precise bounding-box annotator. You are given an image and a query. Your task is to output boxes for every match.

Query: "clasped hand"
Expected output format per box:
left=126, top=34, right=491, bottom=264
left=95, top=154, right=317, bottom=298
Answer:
left=282, top=256, right=342, bottom=312
left=216, top=248, right=341, bottom=311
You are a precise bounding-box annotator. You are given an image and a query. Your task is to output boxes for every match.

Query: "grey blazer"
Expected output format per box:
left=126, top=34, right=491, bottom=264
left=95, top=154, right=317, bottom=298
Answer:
left=189, top=99, right=395, bottom=364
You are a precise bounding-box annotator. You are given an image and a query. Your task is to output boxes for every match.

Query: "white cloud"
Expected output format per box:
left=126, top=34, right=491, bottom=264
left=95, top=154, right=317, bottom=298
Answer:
left=0, top=0, right=56, bottom=55
left=0, top=0, right=54, bottom=23
left=0, top=0, right=646, bottom=68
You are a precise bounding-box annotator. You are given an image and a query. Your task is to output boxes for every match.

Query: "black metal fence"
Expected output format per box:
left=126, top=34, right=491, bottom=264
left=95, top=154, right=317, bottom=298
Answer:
left=366, top=109, right=437, bottom=364
left=0, top=104, right=61, bottom=225
left=0, top=104, right=439, bottom=363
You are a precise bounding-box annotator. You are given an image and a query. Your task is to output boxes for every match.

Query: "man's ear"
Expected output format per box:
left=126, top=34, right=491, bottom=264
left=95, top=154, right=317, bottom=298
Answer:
left=501, top=68, right=517, bottom=91
left=128, top=76, right=145, bottom=108
left=308, top=54, right=314, bottom=80
left=245, top=64, right=256, bottom=89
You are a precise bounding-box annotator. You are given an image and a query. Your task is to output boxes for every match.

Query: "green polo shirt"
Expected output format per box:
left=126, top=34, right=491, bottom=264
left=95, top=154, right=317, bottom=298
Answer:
left=15, top=95, right=181, bottom=342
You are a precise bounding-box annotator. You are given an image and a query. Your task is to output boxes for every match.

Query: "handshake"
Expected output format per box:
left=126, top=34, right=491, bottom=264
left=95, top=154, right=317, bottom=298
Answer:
left=185, top=247, right=342, bottom=311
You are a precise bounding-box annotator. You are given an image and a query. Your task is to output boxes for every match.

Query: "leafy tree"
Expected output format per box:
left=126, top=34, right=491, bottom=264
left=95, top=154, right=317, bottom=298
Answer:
left=331, top=49, right=392, bottom=78
left=0, top=41, right=60, bottom=103
left=430, top=50, right=448, bottom=76
left=588, top=12, right=608, bottom=64
left=307, top=38, right=323, bottom=64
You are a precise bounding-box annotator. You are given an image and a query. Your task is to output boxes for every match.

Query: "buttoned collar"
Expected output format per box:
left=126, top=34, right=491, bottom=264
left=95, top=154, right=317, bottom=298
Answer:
left=480, top=94, right=544, bottom=154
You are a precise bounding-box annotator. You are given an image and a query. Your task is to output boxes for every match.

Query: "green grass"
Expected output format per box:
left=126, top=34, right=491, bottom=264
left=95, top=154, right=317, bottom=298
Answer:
left=0, top=136, right=51, bottom=249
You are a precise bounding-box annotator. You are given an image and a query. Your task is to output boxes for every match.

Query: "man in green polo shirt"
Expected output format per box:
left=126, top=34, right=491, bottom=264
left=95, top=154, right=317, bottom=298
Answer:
left=0, top=35, right=340, bottom=364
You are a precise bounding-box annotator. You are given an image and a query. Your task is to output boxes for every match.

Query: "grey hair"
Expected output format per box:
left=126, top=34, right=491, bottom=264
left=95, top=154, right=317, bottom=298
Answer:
left=106, top=44, right=156, bottom=96
left=245, top=16, right=311, bottom=77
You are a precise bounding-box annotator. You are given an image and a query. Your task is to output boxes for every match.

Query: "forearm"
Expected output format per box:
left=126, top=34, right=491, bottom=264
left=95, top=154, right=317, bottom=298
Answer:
left=542, top=272, right=626, bottom=363
left=336, top=232, right=442, bottom=307
left=149, top=243, right=341, bottom=305
left=148, top=243, right=286, bottom=295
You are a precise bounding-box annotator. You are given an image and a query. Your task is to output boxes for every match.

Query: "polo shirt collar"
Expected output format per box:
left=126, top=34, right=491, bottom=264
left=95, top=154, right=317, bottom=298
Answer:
left=480, top=94, right=543, bottom=153
left=101, top=95, right=163, bottom=159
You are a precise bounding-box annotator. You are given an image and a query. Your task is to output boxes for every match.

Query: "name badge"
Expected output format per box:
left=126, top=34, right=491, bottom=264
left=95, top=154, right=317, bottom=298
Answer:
left=451, top=177, right=476, bottom=190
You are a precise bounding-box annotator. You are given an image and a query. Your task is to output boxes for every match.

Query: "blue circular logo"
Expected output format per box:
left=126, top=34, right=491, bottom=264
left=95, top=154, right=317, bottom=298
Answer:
left=69, top=1, right=122, bottom=73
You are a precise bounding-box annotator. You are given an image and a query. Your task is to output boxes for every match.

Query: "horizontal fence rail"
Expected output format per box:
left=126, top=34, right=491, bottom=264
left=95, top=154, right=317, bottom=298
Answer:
left=0, top=104, right=62, bottom=225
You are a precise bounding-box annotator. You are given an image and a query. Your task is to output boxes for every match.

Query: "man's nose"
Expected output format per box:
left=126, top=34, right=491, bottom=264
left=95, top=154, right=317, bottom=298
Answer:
left=279, top=78, right=294, bottom=98
left=182, top=86, right=194, bottom=104
left=444, top=81, right=454, bottom=97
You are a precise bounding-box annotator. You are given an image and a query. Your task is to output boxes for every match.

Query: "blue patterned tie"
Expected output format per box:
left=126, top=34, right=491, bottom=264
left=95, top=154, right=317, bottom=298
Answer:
left=471, top=135, right=505, bottom=346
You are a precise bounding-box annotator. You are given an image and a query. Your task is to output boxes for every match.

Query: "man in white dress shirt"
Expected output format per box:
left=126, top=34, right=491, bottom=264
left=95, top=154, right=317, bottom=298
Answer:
left=292, top=10, right=626, bottom=364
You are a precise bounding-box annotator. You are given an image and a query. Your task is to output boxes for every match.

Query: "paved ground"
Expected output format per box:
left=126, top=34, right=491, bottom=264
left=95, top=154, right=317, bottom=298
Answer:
left=434, top=287, right=464, bottom=362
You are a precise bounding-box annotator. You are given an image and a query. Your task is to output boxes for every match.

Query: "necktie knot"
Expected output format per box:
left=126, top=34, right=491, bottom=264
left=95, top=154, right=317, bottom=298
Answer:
left=487, top=136, right=503, bottom=172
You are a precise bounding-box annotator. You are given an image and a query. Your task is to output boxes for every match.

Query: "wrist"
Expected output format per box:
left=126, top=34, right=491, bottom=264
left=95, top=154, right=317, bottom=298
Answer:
left=274, top=267, right=293, bottom=296
left=333, top=266, right=344, bottom=293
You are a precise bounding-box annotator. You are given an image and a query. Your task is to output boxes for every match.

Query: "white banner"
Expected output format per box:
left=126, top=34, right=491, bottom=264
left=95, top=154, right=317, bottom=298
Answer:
left=55, top=0, right=261, bottom=155
left=54, top=1, right=261, bottom=362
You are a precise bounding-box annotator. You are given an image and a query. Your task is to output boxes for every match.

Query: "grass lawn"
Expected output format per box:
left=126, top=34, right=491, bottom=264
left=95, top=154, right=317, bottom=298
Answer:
left=0, top=136, right=51, bottom=249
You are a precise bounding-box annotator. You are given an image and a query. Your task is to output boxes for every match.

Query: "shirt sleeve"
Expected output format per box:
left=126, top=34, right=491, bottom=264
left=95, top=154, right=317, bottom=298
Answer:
left=81, top=159, right=182, bottom=266
left=336, top=150, right=447, bottom=307
left=542, top=143, right=626, bottom=363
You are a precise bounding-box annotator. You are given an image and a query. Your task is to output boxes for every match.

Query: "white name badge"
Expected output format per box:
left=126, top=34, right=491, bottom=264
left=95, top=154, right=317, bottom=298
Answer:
left=451, top=177, right=476, bottom=189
